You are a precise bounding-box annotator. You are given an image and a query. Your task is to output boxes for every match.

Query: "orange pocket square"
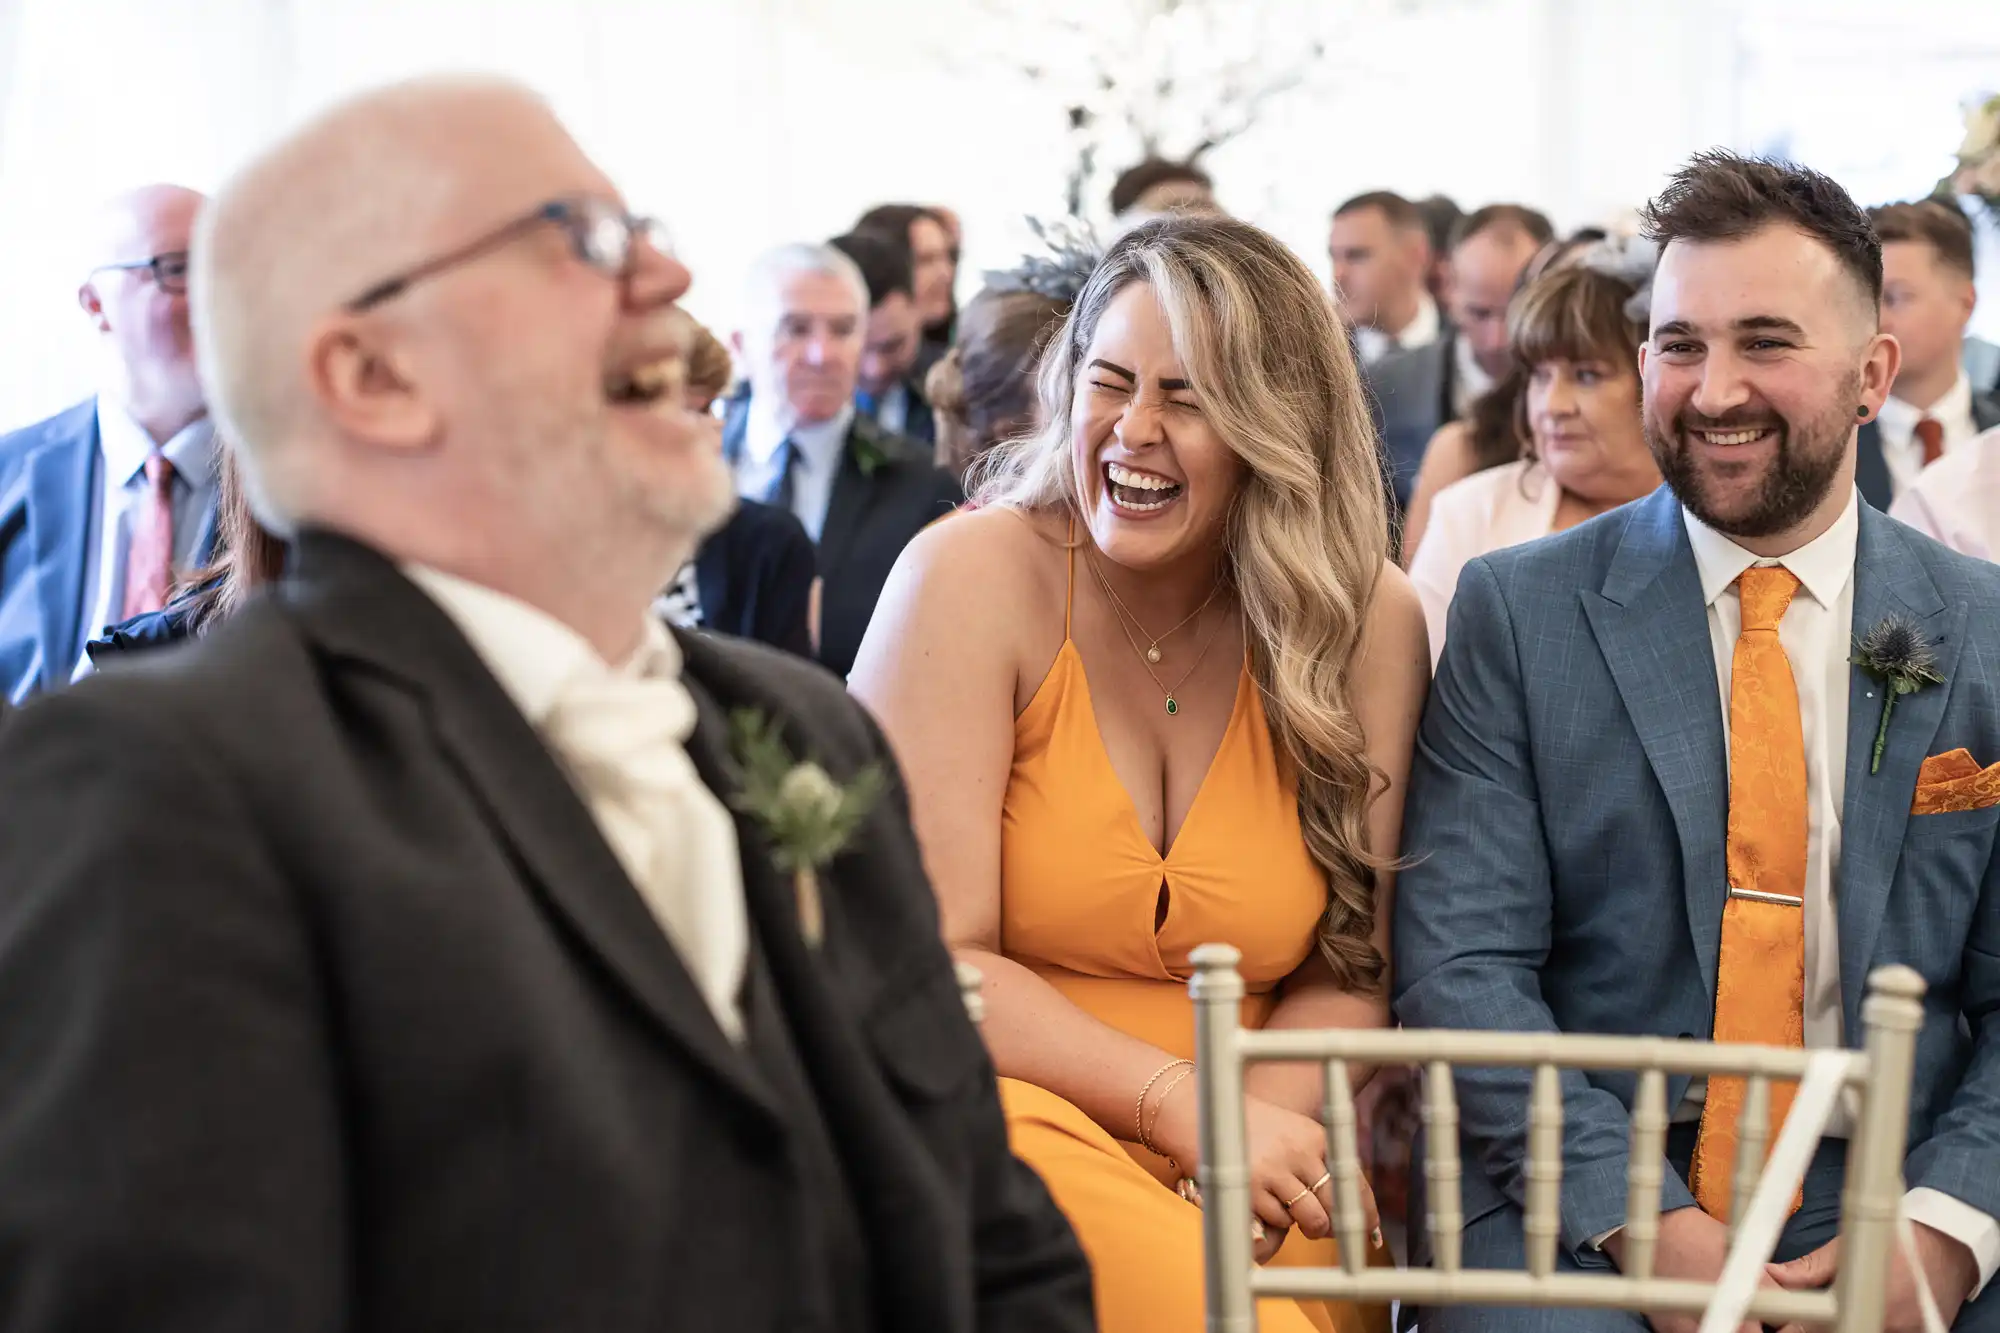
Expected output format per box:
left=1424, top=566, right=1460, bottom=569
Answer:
left=1911, top=748, right=2000, bottom=815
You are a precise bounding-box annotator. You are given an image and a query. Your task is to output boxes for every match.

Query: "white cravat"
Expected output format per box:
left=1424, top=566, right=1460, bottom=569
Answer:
left=407, top=566, right=749, bottom=1041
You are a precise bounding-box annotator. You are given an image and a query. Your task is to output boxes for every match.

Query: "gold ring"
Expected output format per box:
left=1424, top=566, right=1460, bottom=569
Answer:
left=1309, top=1172, right=1331, bottom=1193
left=1283, top=1184, right=1313, bottom=1211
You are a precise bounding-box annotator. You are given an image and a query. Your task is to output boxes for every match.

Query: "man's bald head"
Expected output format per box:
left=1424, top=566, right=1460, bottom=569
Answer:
left=194, top=75, right=582, bottom=518
left=191, top=73, right=719, bottom=658
left=77, top=183, right=209, bottom=442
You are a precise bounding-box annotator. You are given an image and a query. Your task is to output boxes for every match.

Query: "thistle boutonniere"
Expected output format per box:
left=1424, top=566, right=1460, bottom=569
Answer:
left=729, top=710, right=885, bottom=947
left=848, top=419, right=892, bottom=478
left=1851, top=616, right=1946, bottom=775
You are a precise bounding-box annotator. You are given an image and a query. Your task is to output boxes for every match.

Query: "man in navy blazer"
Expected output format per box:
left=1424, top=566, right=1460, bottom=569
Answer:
left=0, top=185, right=220, bottom=702
left=1397, top=152, right=2000, bottom=1331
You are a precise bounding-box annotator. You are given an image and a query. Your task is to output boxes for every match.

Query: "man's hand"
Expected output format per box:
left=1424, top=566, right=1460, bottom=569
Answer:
left=1604, top=1207, right=1764, bottom=1333
left=1766, top=1223, right=1977, bottom=1333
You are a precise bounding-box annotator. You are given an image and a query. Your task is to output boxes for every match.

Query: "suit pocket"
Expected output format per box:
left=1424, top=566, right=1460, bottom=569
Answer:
left=1911, top=750, right=2000, bottom=816
left=1906, top=800, right=2000, bottom=841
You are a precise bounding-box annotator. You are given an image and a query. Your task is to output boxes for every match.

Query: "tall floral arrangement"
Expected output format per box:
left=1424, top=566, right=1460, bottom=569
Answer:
left=1938, top=93, right=2000, bottom=206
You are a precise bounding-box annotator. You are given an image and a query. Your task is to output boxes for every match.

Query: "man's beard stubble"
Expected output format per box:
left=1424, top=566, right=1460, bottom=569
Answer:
left=1645, top=371, right=1858, bottom=540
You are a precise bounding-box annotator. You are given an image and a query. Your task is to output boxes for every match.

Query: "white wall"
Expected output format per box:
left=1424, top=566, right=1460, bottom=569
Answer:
left=1, top=0, right=1996, bottom=427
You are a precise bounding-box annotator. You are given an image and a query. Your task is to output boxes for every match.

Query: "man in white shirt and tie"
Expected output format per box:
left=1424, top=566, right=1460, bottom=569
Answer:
left=724, top=244, right=960, bottom=678
left=0, top=74, right=1090, bottom=1333
left=1858, top=201, right=2000, bottom=510
left=0, top=185, right=221, bottom=700
left=1329, top=190, right=1440, bottom=367
left=1398, top=151, right=2000, bottom=1332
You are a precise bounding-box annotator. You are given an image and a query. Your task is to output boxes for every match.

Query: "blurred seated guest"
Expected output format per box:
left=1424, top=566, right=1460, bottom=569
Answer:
left=856, top=202, right=957, bottom=367
left=1408, top=240, right=1661, bottom=664
left=1400, top=225, right=1610, bottom=558
left=650, top=318, right=817, bottom=657
left=928, top=222, right=1100, bottom=481
left=0, top=185, right=220, bottom=702
left=1108, top=157, right=1218, bottom=222
left=1861, top=200, right=2000, bottom=507
left=852, top=213, right=1429, bottom=1333
left=1367, top=203, right=1552, bottom=514
left=1891, top=422, right=2000, bottom=560
left=724, top=243, right=960, bottom=678
left=682, top=317, right=736, bottom=414
left=1414, top=194, right=1462, bottom=305
left=85, top=443, right=285, bottom=661
left=1328, top=191, right=1438, bottom=365
left=829, top=229, right=935, bottom=445
left=0, top=74, right=1094, bottom=1333
left=1970, top=333, right=2000, bottom=395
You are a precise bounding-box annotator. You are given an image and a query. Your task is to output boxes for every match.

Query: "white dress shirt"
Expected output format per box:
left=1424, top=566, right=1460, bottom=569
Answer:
left=1680, top=492, right=1997, bottom=1292
left=1451, top=333, right=1495, bottom=418
left=733, top=401, right=855, bottom=543
left=1877, top=371, right=1979, bottom=498
left=75, top=401, right=218, bottom=677
left=1354, top=292, right=1441, bottom=366
left=406, top=566, right=749, bottom=1041
left=1891, top=423, right=2000, bottom=562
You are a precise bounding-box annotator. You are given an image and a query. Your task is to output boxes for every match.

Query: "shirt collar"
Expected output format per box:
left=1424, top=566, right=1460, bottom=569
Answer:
left=745, top=397, right=855, bottom=471
left=1401, top=293, right=1441, bottom=348
left=95, top=399, right=217, bottom=489
left=402, top=564, right=679, bottom=725
left=1681, top=486, right=1859, bottom=612
left=1453, top=333, right=1495, bottom=403
left=1880, top=371, right=1973, bottom=438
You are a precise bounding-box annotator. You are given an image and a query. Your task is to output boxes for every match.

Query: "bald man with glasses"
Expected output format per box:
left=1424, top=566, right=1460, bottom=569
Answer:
left=0, top=184, right=221, bottom=701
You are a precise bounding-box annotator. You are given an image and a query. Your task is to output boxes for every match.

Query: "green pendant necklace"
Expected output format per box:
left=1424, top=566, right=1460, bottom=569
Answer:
left=1087, top=554, right=1228, bottom=716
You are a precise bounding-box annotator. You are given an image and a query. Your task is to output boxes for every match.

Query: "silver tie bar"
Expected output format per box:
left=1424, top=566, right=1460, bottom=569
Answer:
left=1728, top=887, right=1805, bottom=907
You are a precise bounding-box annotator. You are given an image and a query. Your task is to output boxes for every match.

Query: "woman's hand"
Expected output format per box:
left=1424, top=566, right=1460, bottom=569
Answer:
left=1155, top=1086, right=1380, bottom=1248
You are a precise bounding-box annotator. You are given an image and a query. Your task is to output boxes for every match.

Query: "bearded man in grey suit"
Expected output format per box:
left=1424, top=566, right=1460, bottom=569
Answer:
left=1396, top=151, right=2000, bottom=1332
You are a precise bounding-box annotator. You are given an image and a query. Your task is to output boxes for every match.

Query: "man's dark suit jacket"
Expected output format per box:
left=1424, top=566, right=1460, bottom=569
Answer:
left=0, top=398, right=219, bottom=702
left=1856, top=387, right=2000, bottom=510
left=1364, top=329, right=1461, bottom=515
left=0, top=534, right=1092, bottom=1333
left=724, top=398, right=962, bottom=679
left=696, top=498, right=816, bottom=657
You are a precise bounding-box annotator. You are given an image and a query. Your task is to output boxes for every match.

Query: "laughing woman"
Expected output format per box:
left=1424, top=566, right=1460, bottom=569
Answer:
left=849, top=216, right=1428, bottom=1333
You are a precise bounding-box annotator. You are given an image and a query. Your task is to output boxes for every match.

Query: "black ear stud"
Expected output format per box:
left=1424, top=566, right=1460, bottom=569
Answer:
left=1857, top=405, right=1869, bottom=419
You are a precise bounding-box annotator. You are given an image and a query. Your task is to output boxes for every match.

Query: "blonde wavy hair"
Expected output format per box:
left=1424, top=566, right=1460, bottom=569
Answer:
left=972, top=214, right=1391, bottom=991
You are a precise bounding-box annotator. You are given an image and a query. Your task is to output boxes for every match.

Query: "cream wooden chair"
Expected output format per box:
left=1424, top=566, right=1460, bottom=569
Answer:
left=1189, top=943, right=1936, bottom=1333
left=956, top=960, right=986, bottom=1025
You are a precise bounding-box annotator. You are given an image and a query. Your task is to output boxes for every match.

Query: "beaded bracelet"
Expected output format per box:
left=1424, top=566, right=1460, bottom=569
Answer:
left=1134, top=1058, right=1194, bottom=1149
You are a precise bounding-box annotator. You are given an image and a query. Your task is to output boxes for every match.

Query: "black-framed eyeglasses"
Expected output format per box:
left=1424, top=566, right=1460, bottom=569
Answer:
left=90, top=251, right=190, bottom=294
left=344, top=195, right=673, bottom=312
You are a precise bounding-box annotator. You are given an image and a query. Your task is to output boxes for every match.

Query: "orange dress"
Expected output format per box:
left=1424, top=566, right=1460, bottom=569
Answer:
left=997, top=550, right=1390, bottom=1333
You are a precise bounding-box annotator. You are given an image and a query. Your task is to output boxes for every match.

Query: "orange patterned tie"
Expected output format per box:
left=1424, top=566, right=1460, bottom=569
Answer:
left=1690, top=566, right=1807, bottom=1219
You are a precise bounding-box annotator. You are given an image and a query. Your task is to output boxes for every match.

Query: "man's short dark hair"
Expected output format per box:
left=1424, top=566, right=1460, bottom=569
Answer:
left=828, top=230, right=913, bottom=308
left=1332, top=190, right=1426, bottom=236
left=853, top=203, right=945, bottom=247
left=1449, top=203, right=1556, bottom=253
left=1414, top=194, right=1464, bottom=256
left=1639, top=150, right=1882, bottom=307
left=1869, top=199, right=1976, bottom=282
left=1108, top=158, right=1212, bottom=216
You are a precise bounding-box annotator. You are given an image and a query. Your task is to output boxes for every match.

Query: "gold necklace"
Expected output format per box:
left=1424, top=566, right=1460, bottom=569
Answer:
left=1087, top=555, right=1223, bottom=664
left=1086, top=555, right=1229, bottom=716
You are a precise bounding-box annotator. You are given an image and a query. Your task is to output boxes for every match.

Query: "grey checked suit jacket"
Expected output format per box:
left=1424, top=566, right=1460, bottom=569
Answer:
left=1394, top=486, right=2000, bottom=1262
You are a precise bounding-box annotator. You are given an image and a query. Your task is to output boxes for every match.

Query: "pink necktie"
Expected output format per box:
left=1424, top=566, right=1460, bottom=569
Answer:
left=121, top=451, right=176, bottom=619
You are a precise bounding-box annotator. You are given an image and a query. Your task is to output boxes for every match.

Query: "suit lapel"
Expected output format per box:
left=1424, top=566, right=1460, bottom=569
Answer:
left=1835, top=508, right=1960, bottom=1040
left=287, top=535, right=782, bottom=1124
left=1581, top=489, right=1731, bottom=998
left=24, top=404, right=99, bottom=690
left=816, top=422, right=876, bottom=583
left=1970, top=389, right=2000, bottom=434
left=1853, top=422, right=1893, bottom=511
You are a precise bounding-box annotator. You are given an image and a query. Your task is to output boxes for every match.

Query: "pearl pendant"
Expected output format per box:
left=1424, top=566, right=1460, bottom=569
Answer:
left=1165, top=696, right=1179, bottom=716
left=1145, top=644, right=1162, bottom=664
